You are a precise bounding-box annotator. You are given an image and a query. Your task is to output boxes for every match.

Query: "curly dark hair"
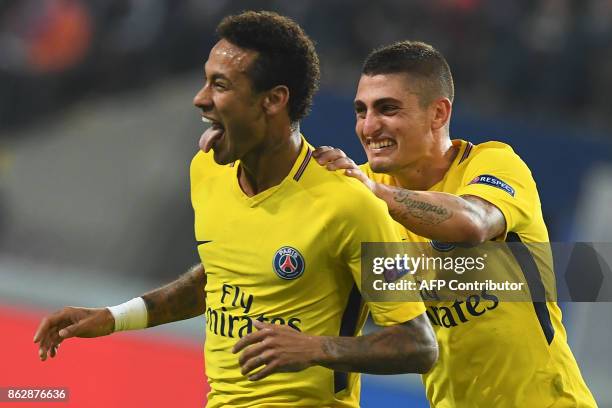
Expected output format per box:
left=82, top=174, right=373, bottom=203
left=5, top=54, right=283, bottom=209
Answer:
left=363, top=41, right=454, bottom=107
left=217, top=11, right=320, bottom=123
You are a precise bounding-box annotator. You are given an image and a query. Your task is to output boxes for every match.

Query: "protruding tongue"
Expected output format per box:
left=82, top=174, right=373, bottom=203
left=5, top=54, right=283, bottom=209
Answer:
left=199, top=127, right=224, bottom=153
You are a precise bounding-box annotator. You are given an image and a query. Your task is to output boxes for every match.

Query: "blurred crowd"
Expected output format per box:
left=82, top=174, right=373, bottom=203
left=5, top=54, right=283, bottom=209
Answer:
left=1, top=0, right=612, bottom=134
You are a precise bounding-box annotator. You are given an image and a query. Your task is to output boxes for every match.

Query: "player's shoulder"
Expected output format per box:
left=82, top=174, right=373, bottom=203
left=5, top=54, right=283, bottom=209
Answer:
left=470, top=140, right=517, bottom=159
left=465, top=140, right=531, bottom=172
left=300, top=159, right=389, bottom=216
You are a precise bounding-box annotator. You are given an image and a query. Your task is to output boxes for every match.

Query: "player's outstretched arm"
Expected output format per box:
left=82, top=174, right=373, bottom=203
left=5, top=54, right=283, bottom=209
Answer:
left=34, top=263, right=206, bottom=361
left=141, top=263, right=207, bottom=327
left=313, top=147, right=505, bottom=244
left=233, top=313, right=437, bottom=380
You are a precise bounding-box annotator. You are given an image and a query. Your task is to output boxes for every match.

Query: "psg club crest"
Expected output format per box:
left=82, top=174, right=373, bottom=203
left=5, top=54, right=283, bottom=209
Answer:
left=272, top=246, right=305, bottom=280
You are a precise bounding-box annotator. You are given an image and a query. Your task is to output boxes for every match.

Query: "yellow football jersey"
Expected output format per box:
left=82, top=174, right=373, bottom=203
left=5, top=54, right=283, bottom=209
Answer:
left=191, top=137, right=426, bottom=408
left=362, top=139, right=597, bottom=408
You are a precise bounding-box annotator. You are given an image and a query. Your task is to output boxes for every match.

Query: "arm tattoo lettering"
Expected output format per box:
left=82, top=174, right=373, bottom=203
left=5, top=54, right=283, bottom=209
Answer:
left=391, top=189, right=452, bottom=225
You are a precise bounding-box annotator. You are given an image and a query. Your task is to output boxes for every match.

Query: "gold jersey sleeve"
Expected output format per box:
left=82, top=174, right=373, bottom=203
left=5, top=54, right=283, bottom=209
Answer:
left=454, top=142, right=537, bottom=236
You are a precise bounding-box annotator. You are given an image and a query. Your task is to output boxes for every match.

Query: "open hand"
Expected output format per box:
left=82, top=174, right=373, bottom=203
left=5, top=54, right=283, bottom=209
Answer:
left=33, top=307, right=115, bottom=361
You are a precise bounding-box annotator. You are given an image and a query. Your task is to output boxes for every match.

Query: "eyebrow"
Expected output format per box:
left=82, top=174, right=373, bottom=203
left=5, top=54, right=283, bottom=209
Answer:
left=203, top=64, right=231, bottom=83
left=353, top=97, right=403, bottom=109
left=205, top=73, right=230, bottom=82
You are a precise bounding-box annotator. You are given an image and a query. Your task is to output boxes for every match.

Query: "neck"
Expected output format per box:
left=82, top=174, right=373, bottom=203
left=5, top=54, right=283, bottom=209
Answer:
left=392, top=137, right=458, bottom=191
left=238, top=125, right=302, bottom=196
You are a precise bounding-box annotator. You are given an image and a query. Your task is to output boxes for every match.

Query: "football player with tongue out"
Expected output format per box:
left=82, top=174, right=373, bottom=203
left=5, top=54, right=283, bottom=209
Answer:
left=34, top=11, right=437, bottom=408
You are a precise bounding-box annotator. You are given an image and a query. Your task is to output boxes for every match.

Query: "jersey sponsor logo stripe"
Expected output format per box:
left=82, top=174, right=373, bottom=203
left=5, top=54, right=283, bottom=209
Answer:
left=293, top=148, right=313, bottom=181
left=458, top=141, right=474, bottom=165
left=334, top=284, right=363, bottom=394
left=506, top=232, right=555, bottom=344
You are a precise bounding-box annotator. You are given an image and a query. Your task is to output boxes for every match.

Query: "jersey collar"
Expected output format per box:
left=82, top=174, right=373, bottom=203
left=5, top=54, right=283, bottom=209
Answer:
left=428, top=139, right=471, bottom=191
left=231, top=135, right=313, bottom=206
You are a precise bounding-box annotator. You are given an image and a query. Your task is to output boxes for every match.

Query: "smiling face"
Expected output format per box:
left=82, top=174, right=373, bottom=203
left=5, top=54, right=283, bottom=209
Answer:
left=354, top=73, right=435, bottom=174
left=193, top=39, right=267, bottom=164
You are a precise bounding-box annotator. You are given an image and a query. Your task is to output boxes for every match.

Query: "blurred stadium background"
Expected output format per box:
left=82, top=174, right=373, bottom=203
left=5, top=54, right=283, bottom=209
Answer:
left=1, top=1, right=611, bottom=406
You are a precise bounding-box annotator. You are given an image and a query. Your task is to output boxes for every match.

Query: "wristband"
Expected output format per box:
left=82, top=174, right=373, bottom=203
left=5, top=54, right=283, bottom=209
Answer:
left=107, top=297, right=148, bottom=332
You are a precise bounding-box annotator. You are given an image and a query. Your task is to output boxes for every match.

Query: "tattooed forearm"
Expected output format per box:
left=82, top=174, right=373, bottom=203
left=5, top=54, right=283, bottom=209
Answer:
left=391, top=189, right=453, bottom=225
left=142, top=263, right=206, bottom=327
left=317, top=314, right=438, bottom=374
left=373, top=184, right=498, bottom=243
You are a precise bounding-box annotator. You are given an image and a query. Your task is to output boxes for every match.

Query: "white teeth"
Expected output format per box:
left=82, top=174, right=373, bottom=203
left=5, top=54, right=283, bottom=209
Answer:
left=202, top=117, right=224, bottom=130
left=370, top=140, right=395, bottom=149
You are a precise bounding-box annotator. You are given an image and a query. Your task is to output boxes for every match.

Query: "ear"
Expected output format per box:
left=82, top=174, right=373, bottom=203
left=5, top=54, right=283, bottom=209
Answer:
left=430, top=98, right=452, bottom=131
left=262, top=85, right=290, bottom=116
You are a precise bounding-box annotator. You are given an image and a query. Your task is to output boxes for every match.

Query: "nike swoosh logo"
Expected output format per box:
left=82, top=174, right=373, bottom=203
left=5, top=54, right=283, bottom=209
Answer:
left=197, top=240, right=213, bottom=245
